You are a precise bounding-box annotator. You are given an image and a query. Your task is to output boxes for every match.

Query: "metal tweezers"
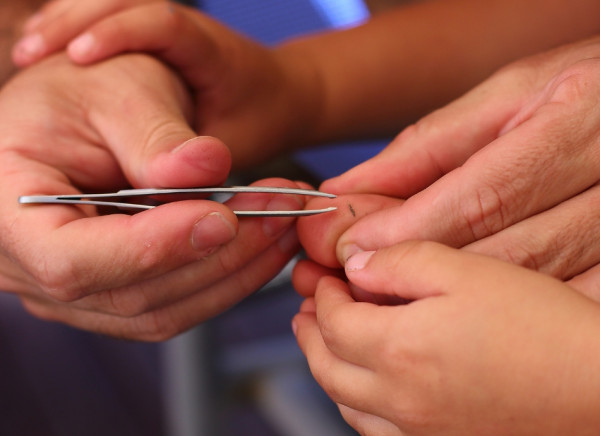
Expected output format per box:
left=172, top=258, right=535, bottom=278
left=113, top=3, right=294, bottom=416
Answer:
left=19, top=186, right=337, bottom=217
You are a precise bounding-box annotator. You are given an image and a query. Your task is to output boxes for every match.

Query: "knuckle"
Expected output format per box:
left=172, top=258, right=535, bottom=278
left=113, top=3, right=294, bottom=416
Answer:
left=395, top=123, right=419, bottom=143
left=492, top=240, right=542, bottom=272
left=100, top=287, right=153, bottom=318
left=31, top=257, right=87, bottom=302
left=550, top=59, right=600, bottom=105
left=459, top=180, right=511, bottom=241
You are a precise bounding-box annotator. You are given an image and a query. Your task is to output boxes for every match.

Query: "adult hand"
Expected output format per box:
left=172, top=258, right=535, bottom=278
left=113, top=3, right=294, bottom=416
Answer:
left=13, top=0, right=320, bottom=169
left=0, top=53, right=303, bottom=340
left=293, top=241, right=600, bottom=435
left=304, top=37, right=600, bottom=300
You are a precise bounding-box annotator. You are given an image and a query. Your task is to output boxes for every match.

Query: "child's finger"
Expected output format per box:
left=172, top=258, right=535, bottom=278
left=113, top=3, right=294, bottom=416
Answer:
left=344, top=241, right=477, bottom=301
left=291, top=259, right=344, bottom=298
left=22, top=0, right=72, bottom=33
left=13, top=0, right=162, bottom=66
left=67, top=3, right=195, bottom=63
left=313, top=276, right=398, bottom=369
left=67, top=4, right=226, bottom=86
left=293, top=310, right=379, bottom=409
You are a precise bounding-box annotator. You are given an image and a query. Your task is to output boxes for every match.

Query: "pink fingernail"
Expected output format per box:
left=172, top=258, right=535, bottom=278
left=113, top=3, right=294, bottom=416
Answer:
left=14, top=33, right=45, bottom=59
left=69, top=33, right=96, bottom=58
left=340, top=243, right=363, bottom=265
left=346, top=251, right=375, bottom=272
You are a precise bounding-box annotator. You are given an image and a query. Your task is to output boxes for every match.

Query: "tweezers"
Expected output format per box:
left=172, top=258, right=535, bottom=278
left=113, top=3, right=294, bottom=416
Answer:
left=19, top=186, right=337, bottom=217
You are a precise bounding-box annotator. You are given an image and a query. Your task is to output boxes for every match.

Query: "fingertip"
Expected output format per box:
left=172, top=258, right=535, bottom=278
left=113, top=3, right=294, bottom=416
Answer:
left=320, top=163, right=373, bottom=195
left=171, top=136, right=232, bottom=178
left=318, top=177, right=342, bottom=194
left=146, top=136, right=232, bottom=187
left=337, top=242, right=364, bottom=268
left=297, top=198, right=347, bottom=268
left=67, top=33, right=98, bottom=63
left=315, top=275, right=346, bottom=293
left=292, top=259, right=344, bottom=297
left=291, top=312, right=317, bottom=344
left=12, top=33, right=46, bottom=66
left=299, top=298, right=316, bottom=314
left=345, top=250, right=376, bottom=273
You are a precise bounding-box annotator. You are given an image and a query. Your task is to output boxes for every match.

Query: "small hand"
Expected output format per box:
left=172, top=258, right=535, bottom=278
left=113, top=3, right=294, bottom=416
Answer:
left=293, top=241, right=600, bottom=435
left=314, top=37, right=600, bottom=300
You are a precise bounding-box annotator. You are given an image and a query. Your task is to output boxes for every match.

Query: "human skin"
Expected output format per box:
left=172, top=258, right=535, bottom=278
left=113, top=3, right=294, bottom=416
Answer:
left=12, top=0, right=320, bottom=169
left=292, top=241, right=600, bottom=435
left=13, top=0, right=600, bottom=168
left=0, top=0, right=46, bottom=82
left=292, top=39, right=600, bottom=432
left=296, top=36, right=600, bottom=302
left=0, top=52, right=304, bottom=340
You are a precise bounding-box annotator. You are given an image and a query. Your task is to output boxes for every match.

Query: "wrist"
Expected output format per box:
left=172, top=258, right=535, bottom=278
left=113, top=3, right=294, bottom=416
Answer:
left=274, top=40, right=330, bottom=150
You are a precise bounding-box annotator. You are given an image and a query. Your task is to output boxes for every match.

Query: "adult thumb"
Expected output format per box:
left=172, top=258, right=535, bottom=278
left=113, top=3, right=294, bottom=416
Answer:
left=141, top=133, right=232, bottom=188
left=89, top=56, right=232, bottom=188
left=120, top=124, right=232, bottom=189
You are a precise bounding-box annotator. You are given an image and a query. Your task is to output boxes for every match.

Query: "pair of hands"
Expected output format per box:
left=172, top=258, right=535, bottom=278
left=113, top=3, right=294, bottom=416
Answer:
left=6, top=7, right=600, bottom=434
left=1, top=52, right=306, bottom=340
left=3, top=0, right=327, bottom=340
left=12, top=0, right=318, bottom=168
left=292, top=37, right=600, bottom=434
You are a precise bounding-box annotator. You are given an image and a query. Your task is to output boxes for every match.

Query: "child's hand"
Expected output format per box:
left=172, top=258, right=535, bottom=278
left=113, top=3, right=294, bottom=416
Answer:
left=318, top=37, right=600, bottom=301
left=13, top=1, right=321, bottom=169
left=296, top=193, right=403, bottom=270
left=12, top=0, right=164, bottom=66
left=293, top=241, right=600, bottom=435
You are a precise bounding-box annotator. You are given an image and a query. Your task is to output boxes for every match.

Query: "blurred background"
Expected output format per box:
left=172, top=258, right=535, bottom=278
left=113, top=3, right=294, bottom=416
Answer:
left=0, top=0, right=410, bottom=435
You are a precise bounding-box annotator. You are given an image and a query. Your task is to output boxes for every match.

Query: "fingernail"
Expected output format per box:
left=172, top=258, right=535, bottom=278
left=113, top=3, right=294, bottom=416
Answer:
left=171, top=137, right=197, bottom=154
left=68, top=33, right=96, bottom=58
left=346, top=250, right=375, bottom=272
left=14, top=33, right=45, bottom=59
left=291, top=319, right=298, bottom=336
left=263, top=196, right=303, bottom=237
left=191, top=212, right=236, bottom=256
left=340, top=243, right=363, bottom=265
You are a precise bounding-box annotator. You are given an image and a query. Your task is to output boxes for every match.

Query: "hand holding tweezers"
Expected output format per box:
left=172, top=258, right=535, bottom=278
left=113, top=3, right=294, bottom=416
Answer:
left=19, top=186, right=337, bottom=217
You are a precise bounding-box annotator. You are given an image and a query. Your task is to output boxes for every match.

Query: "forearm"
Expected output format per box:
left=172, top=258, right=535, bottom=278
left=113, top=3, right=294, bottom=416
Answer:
left=279, top=0, right=600, bottom=145
left=0, top=1, right=46, bottom=84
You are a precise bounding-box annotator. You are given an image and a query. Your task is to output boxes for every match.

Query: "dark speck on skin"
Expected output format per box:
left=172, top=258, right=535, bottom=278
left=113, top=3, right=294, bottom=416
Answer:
left=348, top=203, right=356, bottom=217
